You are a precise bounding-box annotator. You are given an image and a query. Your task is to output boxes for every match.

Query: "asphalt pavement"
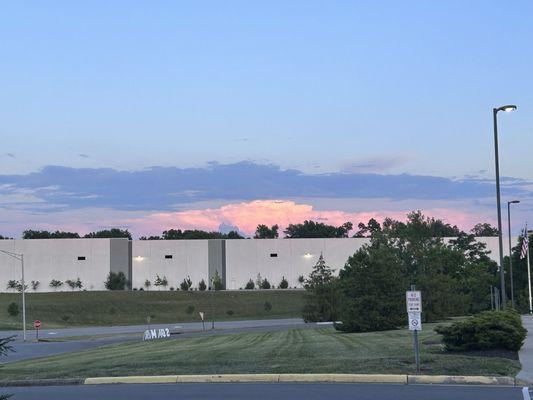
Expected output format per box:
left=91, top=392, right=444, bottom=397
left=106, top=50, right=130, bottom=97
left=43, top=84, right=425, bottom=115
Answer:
left=1, top=383, right=524, bottom=400
left=0, top=318, right=311, bottom=363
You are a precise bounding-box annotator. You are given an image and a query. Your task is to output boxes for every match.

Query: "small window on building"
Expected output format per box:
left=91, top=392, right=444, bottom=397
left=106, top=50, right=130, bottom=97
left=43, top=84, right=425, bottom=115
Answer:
left=270, top=253, right=278, bottom=258
left=77, top=256, right=86, bottom=261
left=165, top=254, right=173, bottom=259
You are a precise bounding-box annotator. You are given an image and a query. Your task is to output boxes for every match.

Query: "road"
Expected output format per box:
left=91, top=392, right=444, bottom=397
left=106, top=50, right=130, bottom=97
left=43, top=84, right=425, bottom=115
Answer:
left=1, top=383, right=524, bottom=400
left=0, top=317, right=305, bottom=340
left=0, top=318, right=312, bottom=363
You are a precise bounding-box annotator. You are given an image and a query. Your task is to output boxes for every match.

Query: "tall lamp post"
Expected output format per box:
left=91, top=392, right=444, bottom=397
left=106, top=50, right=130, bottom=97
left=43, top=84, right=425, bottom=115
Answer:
left=493, top=104, right=517, bottom=308
left=0, top=250, right=26, bottom=341
left=507, top=200, right=520, bottom=307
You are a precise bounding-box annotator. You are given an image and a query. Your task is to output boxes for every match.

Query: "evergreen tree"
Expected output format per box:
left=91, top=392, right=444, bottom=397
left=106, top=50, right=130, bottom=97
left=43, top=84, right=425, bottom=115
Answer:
left=302, top=253, right=339, bottom=322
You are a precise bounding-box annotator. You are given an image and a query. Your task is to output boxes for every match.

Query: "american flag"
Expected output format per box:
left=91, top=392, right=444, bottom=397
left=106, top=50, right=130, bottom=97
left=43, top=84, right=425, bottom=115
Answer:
left=521, top=227, right=530, bottom=260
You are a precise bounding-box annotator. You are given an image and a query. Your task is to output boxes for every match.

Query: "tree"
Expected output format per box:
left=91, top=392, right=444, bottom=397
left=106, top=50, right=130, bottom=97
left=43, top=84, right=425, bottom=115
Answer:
left=297, top=275, right=305, bottom=288
left=211, top=271, right=224, bottom=290
left=198, top=279, right=207, bottom=291
left=144, top=279, right=151, bottom=291
left=7, top=302, right=19, bottom=317
left=353, top=218, right=381, bottom=237
left=160, top=276, right=168, bottom=289
left=22, top=230, right=80, bottom=239
left=154, top=275, right=163, bottom=290
left=49, top=279, right=63, bottom=291
left=6, top=280, right=17, bottom=292
left=31, top=280, right=40, bottom=291
left=75, top=278, right=83, bottom=290
left=284, top=220, right=353, bottom=238
left=161, top=229, right=244, bottom=240
left=260, top=278, right=271, bottom=289
left=65, top=279, right=77, bottom=290
left=0, top=234, right=12, bottom=240
left=180, top=276, right=193, bottom=291
left=471, top=223, right=499, bottom=237
left=139, top=236, right=162, bottom=240
left=302, top=253, right=339, bottom=322
left=104, top=272, right=127, bottom=290
left=336, top=236, right=407, bottom=332
left=254, top=224, right=279, bottom=239
left=84, top=229, right=132, bottom=239
left=245, top=279, right=255, bottom=289
left=278, top=276, right=289, bottom=289
left=0, top=335, right=15, bottom=400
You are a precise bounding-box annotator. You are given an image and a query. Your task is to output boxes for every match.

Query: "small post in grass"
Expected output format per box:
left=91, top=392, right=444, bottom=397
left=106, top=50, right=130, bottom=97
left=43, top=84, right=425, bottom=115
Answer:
left=406, top=285, right=422, bottom=374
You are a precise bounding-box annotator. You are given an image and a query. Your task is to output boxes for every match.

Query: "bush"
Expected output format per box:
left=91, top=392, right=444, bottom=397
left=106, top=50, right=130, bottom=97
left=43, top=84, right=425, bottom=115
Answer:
left=226, top=310, right=234, bottom=316
left=198, top=279, right=207, bottom=291
left=212, top=271, right=224, bottom=290
left=245, top=279, right=255, bottom=290
left=105, top=271, right=128, bottom=290
left=435, top=310, right=527, bottom=352
left=278, top=276, right=289, bottom=289
left=7, top=302, right=19, bottom=317
left=186, top=305, right=195, bottom=314
left=49, top=279, right=63, bottom=290
left=180, top=276, right=193, bottom=291
left=264, top=301, right=272, bottom=312
left=260, top=278, right=271, bottom=290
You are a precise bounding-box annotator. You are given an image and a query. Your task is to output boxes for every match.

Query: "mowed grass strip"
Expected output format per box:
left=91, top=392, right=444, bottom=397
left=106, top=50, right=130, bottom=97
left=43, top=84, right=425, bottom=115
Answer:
left=0, top=325, right=520, bottom=380
left=0, top=290, right=306, bottom=329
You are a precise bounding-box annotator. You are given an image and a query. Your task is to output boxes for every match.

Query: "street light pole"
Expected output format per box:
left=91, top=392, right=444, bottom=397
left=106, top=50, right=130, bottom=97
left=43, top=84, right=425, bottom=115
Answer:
left=507, top=200, right=520, bottom=307
left=0, top=250, right=26, bottom=341
left=493, top=104, right=517, bottom=309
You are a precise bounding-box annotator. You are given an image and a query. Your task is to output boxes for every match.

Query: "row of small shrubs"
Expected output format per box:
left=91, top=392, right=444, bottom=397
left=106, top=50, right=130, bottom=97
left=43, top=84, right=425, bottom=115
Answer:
left=435, top=310, right=527, bottom=352
left=244, top=275, right=293, bottom=290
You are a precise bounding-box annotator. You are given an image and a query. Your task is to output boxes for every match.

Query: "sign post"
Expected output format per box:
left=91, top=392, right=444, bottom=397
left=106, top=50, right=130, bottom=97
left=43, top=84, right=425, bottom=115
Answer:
left=33, top=320, right=41, bottom=341
left=406, top=286, right=421, bottom=373
left=199, top=312, right=205, bottom=331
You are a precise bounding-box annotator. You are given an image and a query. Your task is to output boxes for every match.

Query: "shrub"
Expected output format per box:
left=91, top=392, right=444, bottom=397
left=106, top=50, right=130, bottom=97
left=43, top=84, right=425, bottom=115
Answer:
left=65, top=279, right=76, bottom=290
left=104, top=271, right=128, bottom=290
left=31, top=280, right=40, bottom=291
left=144, top=279, right=151, bottom=290
left=260, top=278, right=271, bottom=290
left=278, top=276, right=289, bottom=289
left=435, top=310, right=527, bottom=352
left=180, top=276, right=193, bottom=291
left=212, top=271, right=224, bottom=290
left=186, top=305, right=195, bottom=314
left=49, top=279, right=63, bottom=290
left=264, top=301, right=272, bottom=312
left=245, top=279, right=255, bottom=290
left=6, top=280, right=17, bottom=291
left=227, top=310, right=234, bottom=316
left=198, top=279, right=207, bottom=291
left=7, top=302, right=19, bottom=317
left=169, top=287, right=174, bottom=291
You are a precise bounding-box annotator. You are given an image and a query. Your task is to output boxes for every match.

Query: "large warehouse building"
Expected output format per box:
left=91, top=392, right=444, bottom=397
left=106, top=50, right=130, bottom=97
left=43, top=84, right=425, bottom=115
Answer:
left=0, top=237, right=516, bottom=292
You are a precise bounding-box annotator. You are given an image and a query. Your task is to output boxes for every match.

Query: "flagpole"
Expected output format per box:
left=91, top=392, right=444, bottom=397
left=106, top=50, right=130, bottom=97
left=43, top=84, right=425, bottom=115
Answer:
left=525, top=222, right=532, bottom=315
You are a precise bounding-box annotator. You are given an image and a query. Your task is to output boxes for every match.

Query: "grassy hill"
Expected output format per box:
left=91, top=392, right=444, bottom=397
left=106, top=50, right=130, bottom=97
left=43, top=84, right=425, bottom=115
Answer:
left=0, top=290, right=306, bottom=329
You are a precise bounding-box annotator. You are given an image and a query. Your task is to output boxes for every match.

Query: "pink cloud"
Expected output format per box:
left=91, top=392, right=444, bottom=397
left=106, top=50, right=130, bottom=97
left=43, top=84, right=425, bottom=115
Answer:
left=123, top=199, right=486, bottom=237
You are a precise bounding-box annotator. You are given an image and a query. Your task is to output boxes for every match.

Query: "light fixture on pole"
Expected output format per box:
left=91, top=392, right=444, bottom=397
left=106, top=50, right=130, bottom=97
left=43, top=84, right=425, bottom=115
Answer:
left=0, top=250, right=26, bottom=341
left=493, top=104, right=517, bottom=308
left=507, top=200, right=520, bottom=307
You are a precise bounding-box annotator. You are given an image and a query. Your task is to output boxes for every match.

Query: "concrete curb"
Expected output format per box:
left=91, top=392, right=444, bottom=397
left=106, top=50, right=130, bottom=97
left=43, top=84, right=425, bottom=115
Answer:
left=83, top=373, right=515, bottom=386
left=0, top=378, right=84, bottom=387
left=0, top=374, right=519, bottom=387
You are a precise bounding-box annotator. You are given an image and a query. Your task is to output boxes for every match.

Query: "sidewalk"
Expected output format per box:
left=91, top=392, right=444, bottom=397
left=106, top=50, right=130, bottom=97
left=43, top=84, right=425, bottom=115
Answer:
left=517, top=315, right=533, bottom=384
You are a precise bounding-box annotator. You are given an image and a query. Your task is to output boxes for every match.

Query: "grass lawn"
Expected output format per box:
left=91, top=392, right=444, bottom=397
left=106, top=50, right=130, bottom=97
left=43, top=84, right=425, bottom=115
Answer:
left=0, top=324, right=520, bottom=380
left=0, top=290, right=306, bottom=329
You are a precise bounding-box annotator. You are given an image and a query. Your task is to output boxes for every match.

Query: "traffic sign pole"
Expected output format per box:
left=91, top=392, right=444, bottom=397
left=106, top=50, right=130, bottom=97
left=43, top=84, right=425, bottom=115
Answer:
left=408, top=285, right=421, bottom=374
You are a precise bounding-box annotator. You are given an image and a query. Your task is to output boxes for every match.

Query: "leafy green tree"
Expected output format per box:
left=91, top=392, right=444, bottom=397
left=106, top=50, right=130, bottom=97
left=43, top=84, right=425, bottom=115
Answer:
left=211, top=271, right=224, bottom=290
left=302, top=253, right=340, bottom=322
left=161, top=229, right=243, bottom=240
left=6, top=281, right=17, bottom=291
left=353, top=218, right=381, bottom=237
left=471, top=223, right=499, bottom=237
left=49, top=279, right=63, bottom=291
left=180, top=276, right=193, bottom=291
left=154, top=275, right=163, bottom=290
left=278, top=276, right=289, bottom=289
left=84, top=228, right=132, bottom=239
left=75, top=278, right=83, bottom=290
left=65, top=279, right=77, bottom=290
left=144, top=279, right=151, bottom=291
left=31, top=280, right=40, bottom=291
left=336, top=236, right=406, bottom=332
left=104, top=272, right=128, bottom=290
left=23, top=230, right=80, bottom=239
left=245, top=279, right=255, bottom=289
left=284, top=220, right=353, bottom=238
left=198, top=279, right=207, bottom=291
left=254, top=224, right=279, bottom=239
left=0, top=234, right=12, bottom=240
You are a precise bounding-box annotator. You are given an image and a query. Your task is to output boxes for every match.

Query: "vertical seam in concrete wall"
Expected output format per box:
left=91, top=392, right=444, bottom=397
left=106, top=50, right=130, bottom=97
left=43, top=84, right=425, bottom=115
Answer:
left=222, top=239, right=226, bottom=289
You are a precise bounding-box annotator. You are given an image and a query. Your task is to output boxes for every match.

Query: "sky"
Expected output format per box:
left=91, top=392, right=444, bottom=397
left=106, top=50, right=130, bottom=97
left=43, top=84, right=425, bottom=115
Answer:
left=1, top=1, right=532, bottom=238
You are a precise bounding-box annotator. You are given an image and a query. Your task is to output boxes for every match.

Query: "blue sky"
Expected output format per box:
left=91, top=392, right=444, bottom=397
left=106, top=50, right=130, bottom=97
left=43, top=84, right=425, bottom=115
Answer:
left=0, top=1, right=532, bottom=237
